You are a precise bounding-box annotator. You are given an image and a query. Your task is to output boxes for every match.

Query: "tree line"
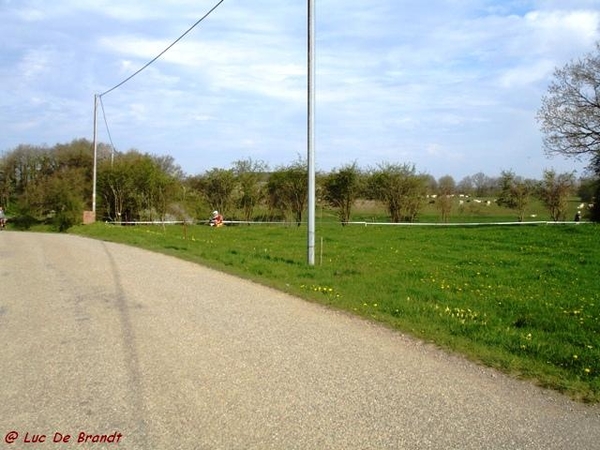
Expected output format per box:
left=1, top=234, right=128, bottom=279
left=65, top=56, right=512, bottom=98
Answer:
left=3, top=42, right=600, bottom=229
left=0, top=139, right=596, bottom=231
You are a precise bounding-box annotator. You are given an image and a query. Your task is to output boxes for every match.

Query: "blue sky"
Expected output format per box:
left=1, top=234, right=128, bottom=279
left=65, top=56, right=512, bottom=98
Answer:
left=1, top=0, right=599, bottom=180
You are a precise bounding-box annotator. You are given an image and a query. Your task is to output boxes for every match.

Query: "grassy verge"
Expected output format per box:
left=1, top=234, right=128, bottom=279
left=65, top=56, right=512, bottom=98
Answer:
left=70, top=221, right=600, bottom=403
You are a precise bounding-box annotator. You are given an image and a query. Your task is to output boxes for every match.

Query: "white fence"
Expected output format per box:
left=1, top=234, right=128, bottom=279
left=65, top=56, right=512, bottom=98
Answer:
left=105, top=219, right=592, bottom=227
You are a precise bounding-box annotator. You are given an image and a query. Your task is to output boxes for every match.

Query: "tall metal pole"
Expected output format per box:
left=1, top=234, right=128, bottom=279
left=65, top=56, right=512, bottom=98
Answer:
left=92, top=94, right=98, bottom=215
left=307, top=0, right=316, bottom=266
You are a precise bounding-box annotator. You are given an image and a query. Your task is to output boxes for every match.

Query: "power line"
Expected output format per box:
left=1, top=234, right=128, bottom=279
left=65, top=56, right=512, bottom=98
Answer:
left=91, top=0, right=225, bottom=212
left=99, top=0, right=225, bottom=97
left=98, top=95, right=117, bottom=156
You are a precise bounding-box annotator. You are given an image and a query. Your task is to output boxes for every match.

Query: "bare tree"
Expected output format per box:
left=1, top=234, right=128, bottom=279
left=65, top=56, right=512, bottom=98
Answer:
left=537, top=43, right=600, bottom=162
left=471, top=172, right=494, bottom=197
left=457, top=175, right=474, bottom=196
left=537, top=43, right=600, bottom=221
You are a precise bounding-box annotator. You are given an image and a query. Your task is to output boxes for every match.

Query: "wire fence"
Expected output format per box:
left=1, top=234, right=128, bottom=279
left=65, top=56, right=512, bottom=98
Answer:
left=104, top=219, right=592, bottom=227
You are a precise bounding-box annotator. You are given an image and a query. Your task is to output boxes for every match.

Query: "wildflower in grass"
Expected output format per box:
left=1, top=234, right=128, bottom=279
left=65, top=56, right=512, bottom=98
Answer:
left=584, top=368, right=591, bottom=374
left=441, top=306, right=486, bottom=326
left=300, top=284, right=340, bottom=298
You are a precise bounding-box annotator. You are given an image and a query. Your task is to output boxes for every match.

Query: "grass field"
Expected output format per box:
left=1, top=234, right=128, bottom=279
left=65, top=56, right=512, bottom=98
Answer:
left=71, top=220, right=599, bottom=402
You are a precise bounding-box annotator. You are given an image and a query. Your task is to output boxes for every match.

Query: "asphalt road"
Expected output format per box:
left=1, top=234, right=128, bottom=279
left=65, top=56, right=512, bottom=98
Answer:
left=0, top=231, right=598, bottom=449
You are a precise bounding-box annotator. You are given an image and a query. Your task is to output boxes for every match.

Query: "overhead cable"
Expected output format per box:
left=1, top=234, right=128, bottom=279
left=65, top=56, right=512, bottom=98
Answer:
left=98, top=96, right=117, bottom=155
left=99, top=0, right=225, bottom=97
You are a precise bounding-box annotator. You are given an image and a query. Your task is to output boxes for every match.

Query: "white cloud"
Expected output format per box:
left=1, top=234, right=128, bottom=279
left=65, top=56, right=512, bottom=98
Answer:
left=525, top=9, right=600, bottom=40
left=498, top=60, right=556, bottom=89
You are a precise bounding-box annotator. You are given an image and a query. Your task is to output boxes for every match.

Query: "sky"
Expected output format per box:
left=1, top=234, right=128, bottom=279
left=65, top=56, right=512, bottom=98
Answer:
left=1, top=0, right=600, bottom=180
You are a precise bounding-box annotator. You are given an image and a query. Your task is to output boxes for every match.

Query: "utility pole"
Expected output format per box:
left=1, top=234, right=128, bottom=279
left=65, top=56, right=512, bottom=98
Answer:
left=307, top=0, right=316, bottom=266
left=92, top=94, right=98, bottom=216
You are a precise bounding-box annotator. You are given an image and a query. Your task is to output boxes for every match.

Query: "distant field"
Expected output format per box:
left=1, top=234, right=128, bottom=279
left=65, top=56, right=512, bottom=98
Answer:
left=71, top=220, right=600, bottom=402
left=324, top=196, right=589, bottom=224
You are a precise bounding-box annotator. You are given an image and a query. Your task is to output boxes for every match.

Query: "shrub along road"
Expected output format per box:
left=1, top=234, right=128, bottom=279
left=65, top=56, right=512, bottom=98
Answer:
left=1, top=232, right=598, bottom=449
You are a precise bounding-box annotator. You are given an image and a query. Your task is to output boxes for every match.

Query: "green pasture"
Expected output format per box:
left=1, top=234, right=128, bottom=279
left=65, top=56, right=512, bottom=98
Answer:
left=71, top=221, right=600, bottom=402
left=321, top=195, right=586, bottom=224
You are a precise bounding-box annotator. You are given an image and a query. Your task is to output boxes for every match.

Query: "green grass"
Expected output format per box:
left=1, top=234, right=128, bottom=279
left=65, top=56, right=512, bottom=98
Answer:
left=70, top=221, right=600, bottom=403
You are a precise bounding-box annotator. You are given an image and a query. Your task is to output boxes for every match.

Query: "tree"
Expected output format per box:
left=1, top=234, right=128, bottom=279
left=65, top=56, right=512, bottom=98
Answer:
left=43, top=170, right=86, bottom=231
left=0, top=160, right=13, bottom=209
left=578, top=176, right=597, bottom=204
left=589, top=154, right=600, bottom=221
left=537, top=43, right=600, bottom=221
left=457, top=175, right=474, bottom=196
left=266, top=160, right=307, bottom=225
left=1, top=144, right=46, bottom=198
left=232, top=158, right=268, bottom=222
left=537, top=43, right=600, bottom=162
left=538, top=169, right=575, bottom=221
left=367, top=163, right=428, bottom=223
left=153, top=154, right=185, bottom=180
left=99, top=158, right=134, bottom=222
left=0, top=141, right=96, bottom=225
left=471, top=172, right=493, bottom=197
left=98, top=151, right=180, bottom=222
left=404, top=174, right=429, bottom=222
left=436, top=175, right=455, bottom=223
left=496, top=170, right=534, bottom=222
left=322, top=163, right=361, bottom=226
left=198, top=168, right=236, bottom=218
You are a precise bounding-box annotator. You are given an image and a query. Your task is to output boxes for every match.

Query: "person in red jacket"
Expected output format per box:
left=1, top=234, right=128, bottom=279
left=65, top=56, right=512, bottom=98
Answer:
left=209, top=210, right=223, bottom=227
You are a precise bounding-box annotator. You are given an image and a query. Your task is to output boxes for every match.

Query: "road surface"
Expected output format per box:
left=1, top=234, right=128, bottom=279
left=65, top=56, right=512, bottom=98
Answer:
left=0, top=232, right=598, bottom=449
